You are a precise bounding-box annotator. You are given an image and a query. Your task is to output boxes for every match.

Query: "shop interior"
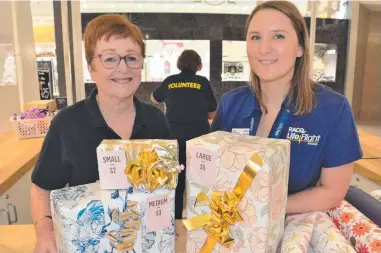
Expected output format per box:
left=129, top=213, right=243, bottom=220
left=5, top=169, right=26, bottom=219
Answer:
left=0, top=1, right=380, bottom=252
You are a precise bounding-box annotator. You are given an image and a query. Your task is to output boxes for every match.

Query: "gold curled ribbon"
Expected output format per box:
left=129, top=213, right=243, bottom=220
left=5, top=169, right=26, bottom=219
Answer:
left=106, top=200, right=141, bottom=252
left=124, top=150, right=178, bottom=192
left=183, top=153, right=263, bottom=253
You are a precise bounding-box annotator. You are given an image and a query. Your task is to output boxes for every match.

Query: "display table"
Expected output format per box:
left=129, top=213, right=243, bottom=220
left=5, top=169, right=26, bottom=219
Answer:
left=0, top=131, right=44, bottom=195
left=0, top=222, right=188, bottom=253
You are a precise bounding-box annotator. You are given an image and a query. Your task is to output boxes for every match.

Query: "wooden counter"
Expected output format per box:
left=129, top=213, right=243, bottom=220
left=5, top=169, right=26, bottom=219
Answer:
left=0, top=225, right=35, bottom=253
left=354, top=130, right=381, bottom=185
left=0, top=222, right=187, bottom=253
left=0, top=131, right=44, bottom=195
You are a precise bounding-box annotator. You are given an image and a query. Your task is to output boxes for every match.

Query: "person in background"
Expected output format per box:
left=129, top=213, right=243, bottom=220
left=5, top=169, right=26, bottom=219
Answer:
left=31, top=14, right=171, bottom=253
left=151, top=49, right=217, bottom=219
left=211, top=1, right=362, bottom=214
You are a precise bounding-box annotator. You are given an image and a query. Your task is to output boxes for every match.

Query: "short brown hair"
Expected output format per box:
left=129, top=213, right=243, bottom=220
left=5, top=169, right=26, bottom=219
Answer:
left=246, top=1, right=315, bottom=115
left=177, top=50, right=202, bottom=72
left=83, top=14, right=145, bottom=65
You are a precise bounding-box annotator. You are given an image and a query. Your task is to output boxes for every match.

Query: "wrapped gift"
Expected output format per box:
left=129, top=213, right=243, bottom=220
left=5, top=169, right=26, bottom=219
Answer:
left=96, top=139, right=181, bottom=190
left=184, top=131, right=290, bottom=253
left=51, top=182, right=175, bottom=253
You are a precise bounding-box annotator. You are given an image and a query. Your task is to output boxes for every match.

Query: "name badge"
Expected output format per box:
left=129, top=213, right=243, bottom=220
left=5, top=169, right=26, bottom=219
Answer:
left=232, top=128, right=250, bottom=135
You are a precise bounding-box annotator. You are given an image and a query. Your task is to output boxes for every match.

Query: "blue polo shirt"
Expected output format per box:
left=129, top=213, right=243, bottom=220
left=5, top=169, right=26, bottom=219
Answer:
left=211, top=85, right=362, bottom=195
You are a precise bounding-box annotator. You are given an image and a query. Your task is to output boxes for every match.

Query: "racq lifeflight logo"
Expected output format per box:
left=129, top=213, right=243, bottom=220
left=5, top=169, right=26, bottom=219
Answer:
left=286, top=127, right=321, bottom=146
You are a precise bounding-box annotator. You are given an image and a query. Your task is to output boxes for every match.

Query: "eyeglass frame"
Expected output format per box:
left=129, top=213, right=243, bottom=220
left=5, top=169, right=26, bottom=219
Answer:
left=92, top=53, right=146, bottom=70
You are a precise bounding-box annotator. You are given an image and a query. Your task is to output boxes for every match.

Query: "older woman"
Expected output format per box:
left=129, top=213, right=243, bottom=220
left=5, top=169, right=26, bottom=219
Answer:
left=31, top=14, right=170, bottom=253
left=212, top=1, right=362, bottom=214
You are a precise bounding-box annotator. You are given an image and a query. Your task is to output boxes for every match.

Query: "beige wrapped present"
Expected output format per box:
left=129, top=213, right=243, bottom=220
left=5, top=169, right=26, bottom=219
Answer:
left=184, top=131, right=290, bottom=253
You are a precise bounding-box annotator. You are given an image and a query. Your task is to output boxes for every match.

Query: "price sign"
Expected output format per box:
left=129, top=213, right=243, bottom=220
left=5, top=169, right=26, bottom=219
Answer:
left=190, top=148, right=217, bottom=188
left=37, top=61, right=53, bottom=100
left=146, top=194, right=170, bottom=232
left=97, top=150, right=128, bottom=189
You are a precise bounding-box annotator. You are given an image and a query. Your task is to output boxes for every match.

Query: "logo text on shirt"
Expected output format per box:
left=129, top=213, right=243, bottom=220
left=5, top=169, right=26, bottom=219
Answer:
left=168, top=82, right=201, bottom=90
left=286, top=127, right=321, bottom=146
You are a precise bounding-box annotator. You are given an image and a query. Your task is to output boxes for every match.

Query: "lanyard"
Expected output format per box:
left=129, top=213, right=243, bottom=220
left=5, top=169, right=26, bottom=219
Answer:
left=249, top=117, right=255, bottom=136
left=269, top=108, right=291, bottom=138
left=249, top=108, right=291, bottom=139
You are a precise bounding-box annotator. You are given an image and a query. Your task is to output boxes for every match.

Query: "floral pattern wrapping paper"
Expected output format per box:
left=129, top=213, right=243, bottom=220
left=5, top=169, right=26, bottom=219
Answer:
left=327, top=200, right=381, bottom=253
left=280, top=212, right=315, bottom=253
left=50, top=182, right=175, bottom=253
left=185, top=131, right=290, bottom=253
left=280, top=211, right=356, bottom=253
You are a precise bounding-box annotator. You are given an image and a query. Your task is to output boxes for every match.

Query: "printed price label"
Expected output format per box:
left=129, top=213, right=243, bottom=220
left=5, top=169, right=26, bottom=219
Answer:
left=190, top=148, right=217, bottom=188
left=146, top=195, right=170, bottom=232
left=97, top=150, right=128, bottom=189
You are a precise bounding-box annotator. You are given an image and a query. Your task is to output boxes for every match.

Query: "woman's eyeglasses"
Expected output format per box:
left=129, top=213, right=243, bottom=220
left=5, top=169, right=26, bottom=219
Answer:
left=95, top=53, right=144, bottom=69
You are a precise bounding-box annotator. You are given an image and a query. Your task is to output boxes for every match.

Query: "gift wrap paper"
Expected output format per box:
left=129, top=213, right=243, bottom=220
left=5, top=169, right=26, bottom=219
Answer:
left=327, top=200, right=381, bottom=253
left=280, top=212, right=356, bottom=253
left=185, top=131, right=290, bottom=253
left=51, top=183, right=175, bottom=253
left=96, top=139, right=180, bottom=190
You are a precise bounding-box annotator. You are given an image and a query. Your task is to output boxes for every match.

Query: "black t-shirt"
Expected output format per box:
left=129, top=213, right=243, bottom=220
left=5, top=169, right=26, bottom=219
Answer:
left=152, top=70, right=217, bottom=138
left=31, top=88, right=171, bottom=190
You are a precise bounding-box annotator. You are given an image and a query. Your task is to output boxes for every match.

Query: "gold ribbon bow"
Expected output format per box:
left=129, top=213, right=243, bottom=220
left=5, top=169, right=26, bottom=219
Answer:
left=106, top=200, right=141, bottom=252
left=125, top=150, right=178, bottom=192
left=183, top=153, right=263, bottom=253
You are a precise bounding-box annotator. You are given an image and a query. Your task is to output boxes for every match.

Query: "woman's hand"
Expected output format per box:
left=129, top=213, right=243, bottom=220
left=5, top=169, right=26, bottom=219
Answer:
left=34, top=219, right=57, bottom=253
left=31, top=184, right=57, bottom=253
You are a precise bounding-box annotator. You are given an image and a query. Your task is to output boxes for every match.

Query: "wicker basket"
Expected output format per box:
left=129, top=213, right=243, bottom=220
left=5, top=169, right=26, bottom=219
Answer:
left=10, top=116, right=53, bottom=139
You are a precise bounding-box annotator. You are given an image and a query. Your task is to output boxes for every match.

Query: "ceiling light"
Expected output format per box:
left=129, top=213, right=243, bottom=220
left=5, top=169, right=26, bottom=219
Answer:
left=191, top=4, right=195, bottom=8
left=138, top=4, right=143, bottom=9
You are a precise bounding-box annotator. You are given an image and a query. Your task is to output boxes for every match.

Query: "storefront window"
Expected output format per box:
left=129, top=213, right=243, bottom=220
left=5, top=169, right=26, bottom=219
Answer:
left=221, top=41, right=249, bottom=82
left=313, top=43, right=337, bottom=82
left=30, top=0, right=58, bottom=98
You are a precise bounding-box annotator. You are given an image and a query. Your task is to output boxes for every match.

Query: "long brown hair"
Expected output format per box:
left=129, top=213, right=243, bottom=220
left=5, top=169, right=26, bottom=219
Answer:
left=245, top=1, right=315, bottom=115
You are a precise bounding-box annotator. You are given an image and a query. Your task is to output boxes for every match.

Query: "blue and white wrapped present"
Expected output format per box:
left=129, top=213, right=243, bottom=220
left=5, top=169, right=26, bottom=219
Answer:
left=50, top=182, right=175, bottom=253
